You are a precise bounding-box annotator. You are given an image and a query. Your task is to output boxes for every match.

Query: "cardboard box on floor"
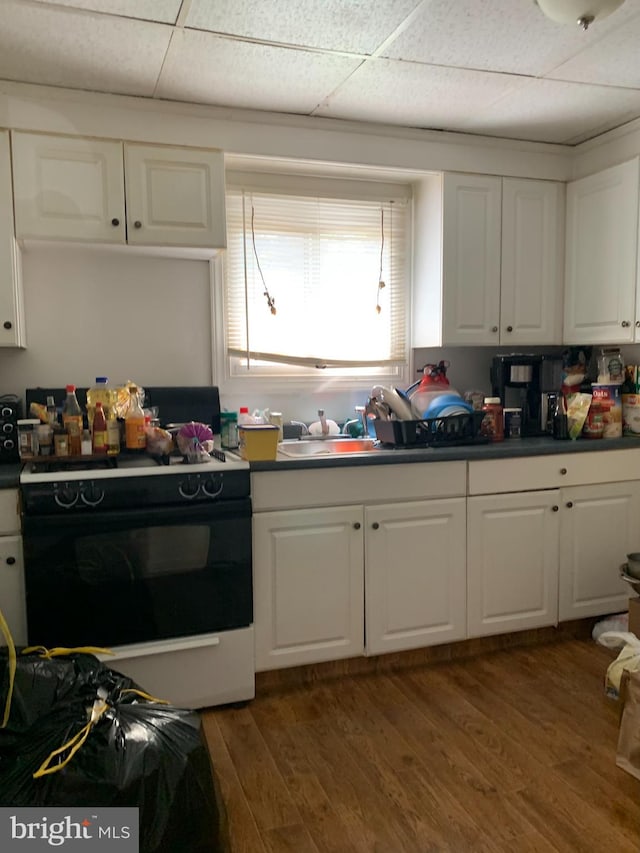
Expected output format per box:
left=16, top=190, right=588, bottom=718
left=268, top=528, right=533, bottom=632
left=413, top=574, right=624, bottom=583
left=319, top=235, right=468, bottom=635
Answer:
left=629, top=596, right=640, bottom=637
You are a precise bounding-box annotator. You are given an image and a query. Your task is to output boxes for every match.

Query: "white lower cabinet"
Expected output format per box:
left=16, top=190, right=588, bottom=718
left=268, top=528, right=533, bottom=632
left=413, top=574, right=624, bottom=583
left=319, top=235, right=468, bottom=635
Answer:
left=253, top=505, right=365, bottom=672
left=558, top=481, right=638, bottom=621
left=365, top=499, right=466, bottom=655
left=467, top=490, right=560, bottom=638
left=253, top=497, right=467, bottom=671
left=0, top=535, right=26, bottom=646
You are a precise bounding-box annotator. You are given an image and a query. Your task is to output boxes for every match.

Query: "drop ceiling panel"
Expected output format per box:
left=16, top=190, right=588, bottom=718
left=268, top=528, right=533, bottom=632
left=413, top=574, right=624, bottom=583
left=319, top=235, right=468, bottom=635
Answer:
left=32, top=0, right=182, bottom=24
left=185, top=0, right=421, bottom=54
left=549, top=13, right=640, bottom=87
left=0, top=0, right=172, bottom=96
left=157, top=30, right=363, bottom=112
left=458, top=77, right=640, bottom=144
left=314, top=58, right=527, bottom=130
left=382, top=0, right=640, bottom=77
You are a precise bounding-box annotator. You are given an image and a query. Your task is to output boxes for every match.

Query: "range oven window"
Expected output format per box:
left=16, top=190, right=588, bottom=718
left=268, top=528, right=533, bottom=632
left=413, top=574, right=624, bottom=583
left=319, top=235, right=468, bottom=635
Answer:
left=23, top=501, right=252, bottom=649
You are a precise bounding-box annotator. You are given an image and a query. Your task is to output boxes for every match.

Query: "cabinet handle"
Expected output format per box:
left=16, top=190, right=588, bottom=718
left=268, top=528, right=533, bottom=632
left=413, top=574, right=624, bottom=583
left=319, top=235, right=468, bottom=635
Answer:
left=506, top=325, right=513, bottom=332
left=5, top=556, right=15, bottom=565
left=560, top=467, right=567, bottom=475
left=372, top=522, right=380, bottom=530
left=111, top=217, right=120, bottom=227
left=3, top=321, right=11, bottom=330
left=636, top=321, right=640, bottom=328
left=353, top=522, right=361, bottom=530
left=134, top=220, right=142, bottom=229
left=622, top=321, right=630, bottom=328
left=491, top=326, right=498, bottom=333
left=566, top=501, right=573, bottom=508
left=552, top=505, right=559, bottom=512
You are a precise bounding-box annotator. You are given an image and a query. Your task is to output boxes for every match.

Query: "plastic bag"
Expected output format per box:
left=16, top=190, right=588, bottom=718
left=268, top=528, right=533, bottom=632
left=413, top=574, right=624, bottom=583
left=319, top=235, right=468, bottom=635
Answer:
left=597, top=631, right=640, bottom=697
left=617, top=669, right=640, bottom=781
left=0, top=649, right=228, bottom=853
left=566, top=392, right=592, bottom=439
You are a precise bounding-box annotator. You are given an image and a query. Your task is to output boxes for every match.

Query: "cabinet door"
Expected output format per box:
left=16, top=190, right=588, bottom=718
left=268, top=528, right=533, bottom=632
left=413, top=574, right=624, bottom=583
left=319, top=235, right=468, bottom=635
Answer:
left=559, top=481, right=638, bottom=621
left=564, top=159, right=639, bottom=345
left=501, top=178, right=564, bottom=346
left=253, top=506, right=364, bottom=671
left=442, top=173, right=502, bottom=345
left=12, top=132, right=125, bottom=243
left=0, top=133, right=24, bottom=347
left=467, top=491, right=560, bottom=637
left=365, top=499, right=466, bottom=656
left=124, top=144, right=226, bottom=248
left=0, top=536, right=26, bottom=646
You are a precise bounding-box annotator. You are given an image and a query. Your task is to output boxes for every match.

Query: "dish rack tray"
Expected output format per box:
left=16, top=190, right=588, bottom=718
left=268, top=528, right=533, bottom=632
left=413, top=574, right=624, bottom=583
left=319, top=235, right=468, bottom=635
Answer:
left=374, top=412, right=488, bottom=448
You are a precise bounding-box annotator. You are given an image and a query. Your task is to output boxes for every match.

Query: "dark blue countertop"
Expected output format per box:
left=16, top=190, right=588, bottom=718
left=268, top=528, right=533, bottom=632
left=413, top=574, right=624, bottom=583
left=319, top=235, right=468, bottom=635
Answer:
left=0, top=463, right=21, bottom=488
left=250, top=436, right=640, bottom=472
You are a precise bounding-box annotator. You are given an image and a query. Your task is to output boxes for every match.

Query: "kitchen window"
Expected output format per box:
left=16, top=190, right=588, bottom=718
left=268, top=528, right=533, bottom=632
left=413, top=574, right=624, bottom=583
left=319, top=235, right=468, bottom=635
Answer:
left=218, top=169, right=411, bottom=389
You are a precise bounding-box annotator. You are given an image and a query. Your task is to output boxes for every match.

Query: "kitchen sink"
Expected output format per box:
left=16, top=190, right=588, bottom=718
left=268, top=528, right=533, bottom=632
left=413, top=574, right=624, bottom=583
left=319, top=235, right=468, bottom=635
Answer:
left=278, top=437, right=380, bottom=457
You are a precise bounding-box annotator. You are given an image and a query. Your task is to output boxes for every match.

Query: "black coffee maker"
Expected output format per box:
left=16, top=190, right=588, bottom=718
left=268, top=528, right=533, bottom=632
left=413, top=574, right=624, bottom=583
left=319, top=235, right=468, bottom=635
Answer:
left=490, top=354, right=563, bottom=437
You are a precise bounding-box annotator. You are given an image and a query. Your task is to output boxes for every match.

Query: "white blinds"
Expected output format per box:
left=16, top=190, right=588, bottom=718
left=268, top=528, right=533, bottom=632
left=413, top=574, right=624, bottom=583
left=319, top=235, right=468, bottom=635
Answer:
left=224, top=188, right=408, bottom=369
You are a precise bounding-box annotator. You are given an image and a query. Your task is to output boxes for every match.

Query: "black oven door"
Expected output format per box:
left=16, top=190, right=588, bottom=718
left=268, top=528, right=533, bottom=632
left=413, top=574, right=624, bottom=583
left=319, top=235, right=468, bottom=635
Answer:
left=22, top=499, right=252, bottom=649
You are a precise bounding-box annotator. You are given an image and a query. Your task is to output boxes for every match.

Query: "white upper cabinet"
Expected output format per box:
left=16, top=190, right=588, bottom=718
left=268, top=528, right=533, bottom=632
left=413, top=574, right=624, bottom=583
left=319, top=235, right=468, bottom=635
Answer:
left=124, top=143, right=226, bottom=248
left=564, top=158, right=640, bottom=345
left=0, top=131, right=25, bottom=347
left=501, top=178, right=564, bottom=346
left=12, top=132, right=227, bottom=249
left=12, top=132, right=126, bottom=243
left=413, top=173, right=564, bottom=347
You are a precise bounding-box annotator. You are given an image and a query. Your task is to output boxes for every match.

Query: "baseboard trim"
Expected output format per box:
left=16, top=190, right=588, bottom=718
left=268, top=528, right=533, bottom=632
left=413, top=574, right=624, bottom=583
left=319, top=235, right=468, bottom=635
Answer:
left=255, top=618, right=600, bottom=696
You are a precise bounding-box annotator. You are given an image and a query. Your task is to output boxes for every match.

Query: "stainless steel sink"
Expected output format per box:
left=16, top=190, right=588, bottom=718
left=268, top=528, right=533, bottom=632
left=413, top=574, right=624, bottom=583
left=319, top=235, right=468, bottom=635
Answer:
left=278, top=437, right=380, bottom=457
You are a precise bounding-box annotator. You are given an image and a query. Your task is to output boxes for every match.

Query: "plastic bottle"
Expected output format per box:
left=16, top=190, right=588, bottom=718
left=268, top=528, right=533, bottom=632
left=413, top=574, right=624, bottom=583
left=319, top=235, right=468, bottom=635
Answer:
left=92, top=402, right=108, bottom=454
left=480, top=397, right=504, bottom=442
left=86, top=377, right=115, bottom=427
left=238, top=406, right=255, bottom=426
left=62, top=385, right=83, bottom=455
left=125, top=385, right=146, bottom=450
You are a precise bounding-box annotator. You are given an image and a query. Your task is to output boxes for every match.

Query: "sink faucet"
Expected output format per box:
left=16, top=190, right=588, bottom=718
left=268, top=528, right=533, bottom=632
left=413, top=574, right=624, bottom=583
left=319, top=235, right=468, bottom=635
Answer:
left=318, top=409, right=329, bottom=436
left=342, top=406, right=368, bottom=437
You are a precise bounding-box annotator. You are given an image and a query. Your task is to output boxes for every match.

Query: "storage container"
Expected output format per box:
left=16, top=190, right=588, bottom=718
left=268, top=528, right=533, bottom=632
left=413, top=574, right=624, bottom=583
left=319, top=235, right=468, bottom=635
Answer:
left=238, top=424, right=279, bottom=461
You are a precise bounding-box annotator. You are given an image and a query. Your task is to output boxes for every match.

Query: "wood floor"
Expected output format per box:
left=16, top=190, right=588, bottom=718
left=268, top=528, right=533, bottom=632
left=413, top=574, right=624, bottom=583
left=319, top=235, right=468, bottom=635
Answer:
left=202, top=639, right=640, bottom=853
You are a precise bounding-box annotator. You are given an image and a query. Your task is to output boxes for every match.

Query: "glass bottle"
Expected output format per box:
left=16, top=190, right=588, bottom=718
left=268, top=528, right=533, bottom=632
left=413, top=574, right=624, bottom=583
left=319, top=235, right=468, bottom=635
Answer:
left=553, top=394, right=569, bottom=440
left=62, top=384, right=83, bottom=455
left=125, top=385, right=146, bottom=450
left=46, top=395, right=58, bottom=427
left=92, top=402, right=108, bottom=454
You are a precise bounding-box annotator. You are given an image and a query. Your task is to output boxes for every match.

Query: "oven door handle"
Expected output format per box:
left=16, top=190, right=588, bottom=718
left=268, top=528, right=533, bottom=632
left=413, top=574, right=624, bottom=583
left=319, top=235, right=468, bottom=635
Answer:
left=22, top=498, right=252, bottom=533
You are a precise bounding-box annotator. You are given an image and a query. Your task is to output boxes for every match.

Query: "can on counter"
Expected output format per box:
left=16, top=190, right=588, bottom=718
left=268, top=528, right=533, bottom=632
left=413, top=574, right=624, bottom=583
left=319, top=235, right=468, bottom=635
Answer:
left=504, top=408, right=522, bottom=439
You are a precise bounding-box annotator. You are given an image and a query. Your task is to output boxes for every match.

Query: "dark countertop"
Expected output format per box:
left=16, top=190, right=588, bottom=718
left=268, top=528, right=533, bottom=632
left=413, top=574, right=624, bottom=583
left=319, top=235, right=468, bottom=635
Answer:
left=0, top=463, right=21, bottom=488
left=250, top=436, right=640, bottom=472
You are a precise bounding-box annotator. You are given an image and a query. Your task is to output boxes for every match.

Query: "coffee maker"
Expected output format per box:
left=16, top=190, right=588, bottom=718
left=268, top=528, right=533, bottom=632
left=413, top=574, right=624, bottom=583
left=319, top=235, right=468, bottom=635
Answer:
left=490, top=354, right=563, bottom=437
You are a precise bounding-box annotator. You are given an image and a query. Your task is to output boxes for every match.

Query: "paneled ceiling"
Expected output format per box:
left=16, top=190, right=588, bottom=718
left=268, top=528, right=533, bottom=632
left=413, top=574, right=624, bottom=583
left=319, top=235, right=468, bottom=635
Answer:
left=3, top=0, right=640, bottom=146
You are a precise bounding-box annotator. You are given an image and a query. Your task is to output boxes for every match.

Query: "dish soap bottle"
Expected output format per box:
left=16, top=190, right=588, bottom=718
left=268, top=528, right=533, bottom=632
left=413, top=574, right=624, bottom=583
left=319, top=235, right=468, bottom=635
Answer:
left=125, top=385, right=146, bottom=451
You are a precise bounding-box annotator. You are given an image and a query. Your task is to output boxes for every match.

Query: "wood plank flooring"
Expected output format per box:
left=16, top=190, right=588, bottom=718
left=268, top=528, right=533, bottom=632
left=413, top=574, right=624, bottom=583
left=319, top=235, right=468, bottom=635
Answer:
left=202, top=639, right=640, bottom=853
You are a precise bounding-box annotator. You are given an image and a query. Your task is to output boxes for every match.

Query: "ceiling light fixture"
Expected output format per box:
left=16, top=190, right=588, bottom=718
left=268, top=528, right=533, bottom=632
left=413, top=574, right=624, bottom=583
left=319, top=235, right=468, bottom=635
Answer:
left=535, top=0, right=626, bottom=30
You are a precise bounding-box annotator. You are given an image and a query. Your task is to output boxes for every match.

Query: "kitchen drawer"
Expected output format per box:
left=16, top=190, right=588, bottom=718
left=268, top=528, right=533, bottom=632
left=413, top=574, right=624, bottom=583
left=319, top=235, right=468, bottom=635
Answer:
left=468, top=448, right=640, bottom=495
left=251, top=461, right=467, bottom=511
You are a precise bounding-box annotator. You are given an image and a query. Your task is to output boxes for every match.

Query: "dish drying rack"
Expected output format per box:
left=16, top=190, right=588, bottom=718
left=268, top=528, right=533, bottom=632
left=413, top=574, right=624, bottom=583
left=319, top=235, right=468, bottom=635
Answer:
left=374, top=412, right=488, bottom=448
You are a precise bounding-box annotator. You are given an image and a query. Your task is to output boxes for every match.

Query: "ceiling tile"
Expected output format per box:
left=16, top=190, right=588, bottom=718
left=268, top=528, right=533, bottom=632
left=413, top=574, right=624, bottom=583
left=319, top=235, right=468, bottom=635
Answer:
left=0, top=0, right=172, bottom=96
left=382, top=0, right=640, bottom=77
left=185, top=0, right=421, bottom=54
left=457, top=77, right=640, bottom=144
left=32, top=0, right=182, bottom=24
left=314, top=58, right=527, bottom=131
left=156, top=30, right=363, bottom=112
left=548, top=12, right=640, bottom=87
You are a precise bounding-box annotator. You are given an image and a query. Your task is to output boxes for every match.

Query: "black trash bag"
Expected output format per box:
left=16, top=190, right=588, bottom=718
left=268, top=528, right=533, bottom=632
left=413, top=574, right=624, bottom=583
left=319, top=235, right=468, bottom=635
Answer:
left=0, top=650, right=229, bottom=853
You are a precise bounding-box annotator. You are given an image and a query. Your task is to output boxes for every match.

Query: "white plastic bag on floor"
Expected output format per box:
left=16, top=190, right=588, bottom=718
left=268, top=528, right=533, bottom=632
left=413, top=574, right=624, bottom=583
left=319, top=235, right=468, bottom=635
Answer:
left=597, top=631, right=640, bottom=696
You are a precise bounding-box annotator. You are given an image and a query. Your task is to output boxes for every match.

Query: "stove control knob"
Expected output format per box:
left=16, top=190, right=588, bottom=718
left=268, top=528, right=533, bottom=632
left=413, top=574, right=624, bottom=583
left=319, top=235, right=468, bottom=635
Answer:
left=54, top=483, right=80, bottom=509
left=202, top=475, right=223, bottom=498
left=80, top=482, right=105, bottom=507
left=178, top=476, right=201, bottom=499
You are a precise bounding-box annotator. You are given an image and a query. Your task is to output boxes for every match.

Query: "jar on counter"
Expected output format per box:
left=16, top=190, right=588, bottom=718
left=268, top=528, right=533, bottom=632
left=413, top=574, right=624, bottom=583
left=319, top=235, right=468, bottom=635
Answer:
left=504, top=408, right=522, bottom=439
left=17, top=419, right=40, bottom=459
left=480, top=397, right=504, bottom=442
left=582, top=401, right=604, bottom=440
left=220, top=411, right=239, bottom=450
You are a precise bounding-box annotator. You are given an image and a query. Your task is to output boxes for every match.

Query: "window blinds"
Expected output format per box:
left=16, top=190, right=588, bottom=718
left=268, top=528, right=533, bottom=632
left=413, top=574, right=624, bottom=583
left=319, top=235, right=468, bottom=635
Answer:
left=224, top=188, right=408, bottom=369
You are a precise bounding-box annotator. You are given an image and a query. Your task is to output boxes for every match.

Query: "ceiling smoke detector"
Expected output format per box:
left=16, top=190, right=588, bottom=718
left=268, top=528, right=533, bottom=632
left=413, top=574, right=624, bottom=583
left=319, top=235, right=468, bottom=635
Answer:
left=535, top=0, right=626, bottom=29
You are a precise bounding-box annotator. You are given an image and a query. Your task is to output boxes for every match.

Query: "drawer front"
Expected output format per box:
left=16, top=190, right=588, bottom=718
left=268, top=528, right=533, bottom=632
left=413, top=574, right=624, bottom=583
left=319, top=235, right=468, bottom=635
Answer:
left=252, top=462, right=467, bottom=511
left=468, top=448, right=640, bottom=495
